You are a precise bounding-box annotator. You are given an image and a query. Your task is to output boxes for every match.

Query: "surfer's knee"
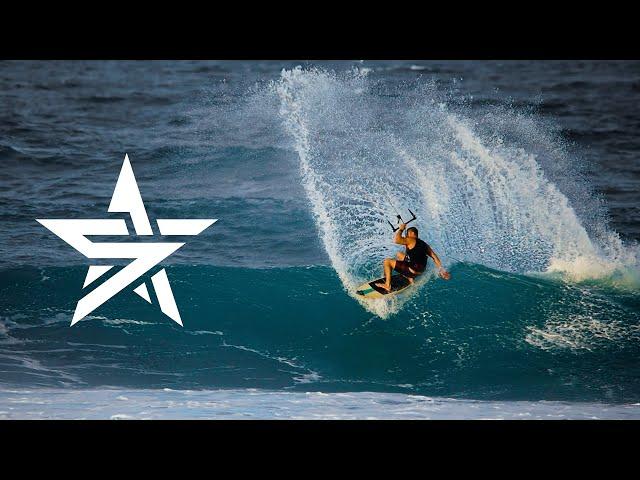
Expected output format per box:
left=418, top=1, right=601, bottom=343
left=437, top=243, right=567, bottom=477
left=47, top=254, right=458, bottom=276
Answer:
left=396, top=252, right=405, bottom=260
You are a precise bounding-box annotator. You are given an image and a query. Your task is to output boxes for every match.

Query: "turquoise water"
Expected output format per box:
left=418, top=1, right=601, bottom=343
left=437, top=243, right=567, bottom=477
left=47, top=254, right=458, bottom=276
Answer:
left=2, top=264, right=639, bottom=403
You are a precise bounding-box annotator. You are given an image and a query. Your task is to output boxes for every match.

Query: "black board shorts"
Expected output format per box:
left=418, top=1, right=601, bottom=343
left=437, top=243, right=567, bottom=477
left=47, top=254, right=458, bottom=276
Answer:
left=394, top=260, right=425, bottom=279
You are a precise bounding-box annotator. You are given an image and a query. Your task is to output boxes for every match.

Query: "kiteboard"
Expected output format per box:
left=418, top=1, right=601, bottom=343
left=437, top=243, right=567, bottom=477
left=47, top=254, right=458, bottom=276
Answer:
left=355, top=274, right=413, bottom=299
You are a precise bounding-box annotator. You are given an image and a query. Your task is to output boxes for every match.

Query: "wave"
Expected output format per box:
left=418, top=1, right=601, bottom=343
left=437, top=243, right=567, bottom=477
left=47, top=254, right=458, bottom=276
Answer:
left=273, top=67, right=639, bottom=317
left=3, top=64, right=640, bottom=403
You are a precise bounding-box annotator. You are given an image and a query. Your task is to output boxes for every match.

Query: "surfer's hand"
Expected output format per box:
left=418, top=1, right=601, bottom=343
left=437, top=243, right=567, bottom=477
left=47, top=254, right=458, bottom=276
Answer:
left=399, top=223, right=407, bottom=231
left=438, top=268, right=451, bottom=280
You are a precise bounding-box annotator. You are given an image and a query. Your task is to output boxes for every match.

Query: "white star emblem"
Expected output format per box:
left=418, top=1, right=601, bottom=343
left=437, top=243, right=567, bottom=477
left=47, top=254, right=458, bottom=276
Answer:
left=37, top=154, right=216, bottom=327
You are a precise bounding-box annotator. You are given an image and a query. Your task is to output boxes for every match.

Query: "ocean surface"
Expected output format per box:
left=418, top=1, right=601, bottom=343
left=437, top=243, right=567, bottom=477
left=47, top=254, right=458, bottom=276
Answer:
left=1, top=60, right=640, bottom=419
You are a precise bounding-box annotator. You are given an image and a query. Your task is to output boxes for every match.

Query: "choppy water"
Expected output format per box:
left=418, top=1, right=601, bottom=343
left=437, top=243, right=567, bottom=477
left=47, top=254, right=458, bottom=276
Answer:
left=1, top=61, right=640, bottom=418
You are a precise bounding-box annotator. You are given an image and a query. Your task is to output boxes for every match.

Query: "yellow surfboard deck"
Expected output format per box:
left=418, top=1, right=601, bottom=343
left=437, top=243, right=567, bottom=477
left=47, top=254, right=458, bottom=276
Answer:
left=355, top=274, right=413, bottom=299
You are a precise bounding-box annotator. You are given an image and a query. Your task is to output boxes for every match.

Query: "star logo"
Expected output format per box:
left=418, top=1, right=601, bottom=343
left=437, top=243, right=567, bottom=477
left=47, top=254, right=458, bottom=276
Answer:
left=37, top=154, right=216, bottom=327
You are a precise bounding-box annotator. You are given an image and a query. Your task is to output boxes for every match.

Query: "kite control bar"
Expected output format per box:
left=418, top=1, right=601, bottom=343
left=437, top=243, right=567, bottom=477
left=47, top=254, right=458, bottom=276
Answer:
left=387, top=209, right=417, bottom=232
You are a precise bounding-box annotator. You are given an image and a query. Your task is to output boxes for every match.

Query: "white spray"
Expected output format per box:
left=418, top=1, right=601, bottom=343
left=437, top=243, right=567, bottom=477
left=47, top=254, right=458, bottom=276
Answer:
left=275, top=67, right=639, bottom=316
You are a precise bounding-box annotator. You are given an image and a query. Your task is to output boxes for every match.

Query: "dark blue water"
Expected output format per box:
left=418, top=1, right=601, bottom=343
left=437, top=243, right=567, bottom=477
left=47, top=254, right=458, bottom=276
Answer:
left=1, top=61, right=640, bottom=417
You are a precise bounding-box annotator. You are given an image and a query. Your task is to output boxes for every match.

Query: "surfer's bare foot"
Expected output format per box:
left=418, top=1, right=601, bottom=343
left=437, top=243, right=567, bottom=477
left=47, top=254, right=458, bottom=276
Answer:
left=408, top=277, right=415, bottom=284
left=374, top=281, right=391, bottom=292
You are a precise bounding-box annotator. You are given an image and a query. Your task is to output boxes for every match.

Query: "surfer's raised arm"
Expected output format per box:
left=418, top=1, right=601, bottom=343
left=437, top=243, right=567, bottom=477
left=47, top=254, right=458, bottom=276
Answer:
left=394, top=223, right=409, bottom=244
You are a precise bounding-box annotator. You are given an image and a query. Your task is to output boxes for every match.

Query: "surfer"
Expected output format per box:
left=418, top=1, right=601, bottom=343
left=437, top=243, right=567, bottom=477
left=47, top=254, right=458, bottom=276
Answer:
left=374, top=223, right=450, bottom=292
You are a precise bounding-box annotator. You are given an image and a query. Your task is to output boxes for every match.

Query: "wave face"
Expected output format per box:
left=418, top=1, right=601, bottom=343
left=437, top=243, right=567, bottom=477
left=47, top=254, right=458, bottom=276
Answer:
left=1, top=265, right=640, bottom=402
left=275, top=68, right=639, bottom=316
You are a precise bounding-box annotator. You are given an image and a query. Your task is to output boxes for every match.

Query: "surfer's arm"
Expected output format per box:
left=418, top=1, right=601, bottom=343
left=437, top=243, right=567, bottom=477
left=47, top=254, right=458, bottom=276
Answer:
left=428, top=247, right=451, bottom=280
left=428, top=247, right=443, bottom=268
left=394, top=223, right=409, bottom=245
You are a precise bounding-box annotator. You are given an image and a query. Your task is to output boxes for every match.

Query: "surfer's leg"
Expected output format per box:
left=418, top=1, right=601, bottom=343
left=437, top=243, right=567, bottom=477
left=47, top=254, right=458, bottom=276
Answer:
left=396, top=252, right=406, bottom=261
left=393, top=261, right=420, bottom=284
left=407, top=269, right=418, bottom=284
left=405, top=266, right=424, bottom=284
left=375, top=258, right=394, bottom=292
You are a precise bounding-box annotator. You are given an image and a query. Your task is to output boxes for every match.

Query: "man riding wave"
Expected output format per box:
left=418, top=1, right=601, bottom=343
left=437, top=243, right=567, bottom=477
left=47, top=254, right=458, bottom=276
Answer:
left=374, top=223, right=450, bottom=292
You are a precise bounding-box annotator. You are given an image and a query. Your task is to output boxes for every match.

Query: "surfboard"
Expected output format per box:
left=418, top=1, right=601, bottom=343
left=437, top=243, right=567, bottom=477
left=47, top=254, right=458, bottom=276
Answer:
left=355, top=274, right=412, bottom=298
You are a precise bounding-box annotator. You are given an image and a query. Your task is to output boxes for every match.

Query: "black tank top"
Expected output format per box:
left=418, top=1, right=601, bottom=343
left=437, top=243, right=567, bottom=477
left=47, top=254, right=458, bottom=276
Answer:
left=405, top=239, right=429, bottom=271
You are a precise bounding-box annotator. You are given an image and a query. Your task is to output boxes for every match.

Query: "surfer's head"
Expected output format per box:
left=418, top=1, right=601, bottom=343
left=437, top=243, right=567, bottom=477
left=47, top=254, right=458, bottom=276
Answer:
left=407, top=227, right=418, bottom=238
